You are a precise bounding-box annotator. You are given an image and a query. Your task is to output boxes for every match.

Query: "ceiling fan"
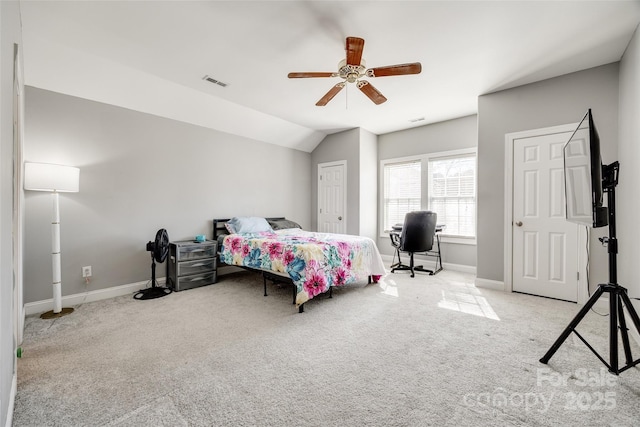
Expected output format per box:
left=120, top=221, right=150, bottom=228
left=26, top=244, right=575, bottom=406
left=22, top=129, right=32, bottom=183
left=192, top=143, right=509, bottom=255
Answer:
left=288, top=36, right=421, bottom=106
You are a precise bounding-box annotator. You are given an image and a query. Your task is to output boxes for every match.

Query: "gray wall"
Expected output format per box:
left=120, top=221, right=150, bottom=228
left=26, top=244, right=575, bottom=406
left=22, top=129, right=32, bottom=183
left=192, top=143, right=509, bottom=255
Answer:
left=359, top=128, right=378, bottom=240
left=378, top=115, right=477, bottom=160
left=1, top=2, right=22, bottom=425
left=377, top=115, right=478, bottom=267
left=310, top=128, right=360, bottom=235
left=23, top=87, right=311, bottom=304
left=477, top=63, right=620, bottom=287
left=310, top=127, right=380, bottom=241
left=618, top=25, right=640, bottom=298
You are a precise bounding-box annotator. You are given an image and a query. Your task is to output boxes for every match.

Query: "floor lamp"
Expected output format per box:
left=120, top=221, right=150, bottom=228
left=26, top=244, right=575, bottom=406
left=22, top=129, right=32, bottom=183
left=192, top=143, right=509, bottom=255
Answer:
left=24, top=162, right=79, bottom=319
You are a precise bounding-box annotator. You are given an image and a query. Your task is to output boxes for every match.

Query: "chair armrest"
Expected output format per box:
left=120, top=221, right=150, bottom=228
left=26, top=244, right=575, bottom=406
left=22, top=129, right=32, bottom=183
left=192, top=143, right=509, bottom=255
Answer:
left=390, top=231, right=401, bottom=248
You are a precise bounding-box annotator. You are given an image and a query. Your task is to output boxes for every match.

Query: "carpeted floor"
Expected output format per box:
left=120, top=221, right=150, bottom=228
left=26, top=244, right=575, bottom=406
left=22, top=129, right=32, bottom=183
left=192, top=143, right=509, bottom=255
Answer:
left=13, top=267, right=640, bottom=426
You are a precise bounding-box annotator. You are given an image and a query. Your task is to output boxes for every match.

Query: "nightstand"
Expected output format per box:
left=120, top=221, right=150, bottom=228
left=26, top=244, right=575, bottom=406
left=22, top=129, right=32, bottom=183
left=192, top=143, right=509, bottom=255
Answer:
left=167, top=240, right=217, bottom=291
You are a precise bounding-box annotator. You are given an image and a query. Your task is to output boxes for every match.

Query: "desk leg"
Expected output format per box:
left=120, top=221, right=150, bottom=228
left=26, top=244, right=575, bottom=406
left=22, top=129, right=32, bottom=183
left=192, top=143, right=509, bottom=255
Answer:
left=431, top=234, right=443, bottom=275
left=390, top=248, right=402, bottom=270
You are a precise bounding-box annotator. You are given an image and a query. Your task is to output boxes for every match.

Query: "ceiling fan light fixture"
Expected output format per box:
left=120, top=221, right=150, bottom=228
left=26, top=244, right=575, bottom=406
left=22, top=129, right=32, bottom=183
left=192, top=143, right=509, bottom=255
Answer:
left=337, top=59, right=366, bottom=83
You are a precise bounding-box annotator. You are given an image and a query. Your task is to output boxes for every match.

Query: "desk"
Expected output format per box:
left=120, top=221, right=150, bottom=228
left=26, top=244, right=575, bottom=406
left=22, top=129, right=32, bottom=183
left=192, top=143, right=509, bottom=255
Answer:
left=389, top=224, right=444, bottom=275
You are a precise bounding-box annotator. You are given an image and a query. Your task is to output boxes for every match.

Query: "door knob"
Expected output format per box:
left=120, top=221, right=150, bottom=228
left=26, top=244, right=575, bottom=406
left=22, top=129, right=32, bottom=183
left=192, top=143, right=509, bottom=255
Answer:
left=515, top=221, right=523, bottom=227
left=338, top=216, right=343, bottom=221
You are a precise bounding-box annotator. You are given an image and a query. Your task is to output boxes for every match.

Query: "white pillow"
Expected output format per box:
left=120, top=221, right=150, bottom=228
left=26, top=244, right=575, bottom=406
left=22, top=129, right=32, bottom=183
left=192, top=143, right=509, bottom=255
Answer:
left=226, top=217, right=273, bottom=234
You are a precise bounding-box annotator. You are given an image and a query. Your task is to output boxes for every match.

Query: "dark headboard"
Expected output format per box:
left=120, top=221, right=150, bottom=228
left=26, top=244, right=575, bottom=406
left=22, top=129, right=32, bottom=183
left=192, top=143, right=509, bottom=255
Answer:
left=212, top=217, right=286, bottom=240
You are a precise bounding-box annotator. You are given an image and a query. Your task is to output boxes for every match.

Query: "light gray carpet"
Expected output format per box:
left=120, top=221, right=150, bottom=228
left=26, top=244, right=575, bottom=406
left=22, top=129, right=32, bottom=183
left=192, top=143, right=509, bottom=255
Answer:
left=13, top=268, right=640, bottom=426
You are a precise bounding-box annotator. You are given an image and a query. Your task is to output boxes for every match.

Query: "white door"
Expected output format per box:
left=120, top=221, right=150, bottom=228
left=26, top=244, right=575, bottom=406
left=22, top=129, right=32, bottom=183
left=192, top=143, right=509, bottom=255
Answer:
left=512, top=132, right=579, bottom=302
left=318, top=161, right=346, bottom=234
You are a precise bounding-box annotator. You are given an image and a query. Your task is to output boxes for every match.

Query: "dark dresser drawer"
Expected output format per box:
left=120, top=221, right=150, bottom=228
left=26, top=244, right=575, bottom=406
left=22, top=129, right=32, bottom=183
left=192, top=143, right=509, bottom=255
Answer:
left=176, top=257, right=217, bottom=277
left=170, top=271, right=217, bottom=292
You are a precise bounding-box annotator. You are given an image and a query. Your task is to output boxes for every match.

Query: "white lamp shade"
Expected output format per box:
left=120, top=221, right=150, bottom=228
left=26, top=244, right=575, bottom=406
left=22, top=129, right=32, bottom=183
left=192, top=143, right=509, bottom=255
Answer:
left=24, top=163, right=79, bottom=193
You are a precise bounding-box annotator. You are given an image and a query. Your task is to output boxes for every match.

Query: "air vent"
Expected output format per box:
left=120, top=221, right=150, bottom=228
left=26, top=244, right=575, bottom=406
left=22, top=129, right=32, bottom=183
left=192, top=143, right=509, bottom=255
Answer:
left=409, top=117, right=425, bottom=123
left=202, top=75, right=228, bottom=88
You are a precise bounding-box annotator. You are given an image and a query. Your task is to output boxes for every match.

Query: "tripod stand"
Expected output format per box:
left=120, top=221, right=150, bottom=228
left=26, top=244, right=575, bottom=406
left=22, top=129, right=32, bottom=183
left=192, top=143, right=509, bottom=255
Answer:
left=540, top=162, right=640, bottom=374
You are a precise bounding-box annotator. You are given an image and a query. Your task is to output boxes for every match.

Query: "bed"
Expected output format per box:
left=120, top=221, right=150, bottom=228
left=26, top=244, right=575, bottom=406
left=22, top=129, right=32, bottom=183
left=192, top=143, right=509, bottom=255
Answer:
left=213, top=217, right=386, bottom=312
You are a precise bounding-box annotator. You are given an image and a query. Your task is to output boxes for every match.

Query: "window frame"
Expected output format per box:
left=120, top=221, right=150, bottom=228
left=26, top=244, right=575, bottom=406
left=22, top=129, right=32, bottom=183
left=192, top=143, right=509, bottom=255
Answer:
left=379, top=154, right=425, bottom=236
left=379, top=148, right=477, bottom=245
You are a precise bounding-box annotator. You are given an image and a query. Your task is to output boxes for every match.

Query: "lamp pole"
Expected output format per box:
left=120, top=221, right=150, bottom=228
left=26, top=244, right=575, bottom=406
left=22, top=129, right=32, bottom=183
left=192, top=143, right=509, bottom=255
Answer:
left=41, top=189, right=74, bottom=319
left=51, top=190, right=62, bottom=314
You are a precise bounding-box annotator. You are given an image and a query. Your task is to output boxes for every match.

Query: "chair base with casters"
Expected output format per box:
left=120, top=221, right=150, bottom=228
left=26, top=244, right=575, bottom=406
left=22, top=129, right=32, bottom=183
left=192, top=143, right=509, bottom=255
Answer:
left=390, top=252, right=436, bottom=277
left=390, top=238, right=443, bottom=277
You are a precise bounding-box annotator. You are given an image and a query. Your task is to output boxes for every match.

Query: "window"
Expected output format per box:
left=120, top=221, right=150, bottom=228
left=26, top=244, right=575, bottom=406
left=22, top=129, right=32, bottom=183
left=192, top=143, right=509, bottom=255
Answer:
left=428, top=153, right=476, bottom=238
left=380, top=148, right=477, bottom=242
left=382, top=159, right=421, bottom=232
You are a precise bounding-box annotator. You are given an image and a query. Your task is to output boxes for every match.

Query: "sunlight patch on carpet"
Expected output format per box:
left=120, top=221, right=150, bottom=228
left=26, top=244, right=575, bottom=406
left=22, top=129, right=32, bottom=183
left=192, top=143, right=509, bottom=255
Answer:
left=438, top=290, right=500, bottom=320
left=378, top=278, right=399, bottom=297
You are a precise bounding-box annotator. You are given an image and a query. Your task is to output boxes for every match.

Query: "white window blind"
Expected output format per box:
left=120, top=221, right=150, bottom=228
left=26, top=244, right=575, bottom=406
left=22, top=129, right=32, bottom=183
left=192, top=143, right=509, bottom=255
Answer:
left=383, top=160, right=421, bottom=232
left=428, top=154, right=476, bottom=237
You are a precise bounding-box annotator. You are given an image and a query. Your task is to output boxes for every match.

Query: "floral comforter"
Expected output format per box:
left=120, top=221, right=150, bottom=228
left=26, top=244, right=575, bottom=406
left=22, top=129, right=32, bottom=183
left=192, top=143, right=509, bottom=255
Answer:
left=219, top=229, right=386, bottom=306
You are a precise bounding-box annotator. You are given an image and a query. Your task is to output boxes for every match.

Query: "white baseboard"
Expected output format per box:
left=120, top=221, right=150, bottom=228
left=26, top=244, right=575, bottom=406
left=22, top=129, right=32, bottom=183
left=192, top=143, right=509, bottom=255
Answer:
left=5, top=373, right=16, bottom=427
left=24, top=277, right=166, bottom=316
left=443, top=263, right=476, bottom=275
left=475, top=277, right=505, bottom=291
left=380, top=254, right=476, bottom=275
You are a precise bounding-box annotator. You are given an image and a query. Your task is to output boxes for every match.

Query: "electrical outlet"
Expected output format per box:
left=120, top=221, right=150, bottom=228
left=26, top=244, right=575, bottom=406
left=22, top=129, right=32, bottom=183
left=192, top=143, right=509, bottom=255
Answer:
left=82, top=266, right=92, bottom=278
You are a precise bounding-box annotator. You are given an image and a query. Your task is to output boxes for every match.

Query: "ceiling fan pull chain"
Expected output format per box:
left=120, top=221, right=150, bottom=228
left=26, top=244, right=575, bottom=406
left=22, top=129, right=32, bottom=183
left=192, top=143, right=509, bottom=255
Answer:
left=345, top=83, right=348, bottom=110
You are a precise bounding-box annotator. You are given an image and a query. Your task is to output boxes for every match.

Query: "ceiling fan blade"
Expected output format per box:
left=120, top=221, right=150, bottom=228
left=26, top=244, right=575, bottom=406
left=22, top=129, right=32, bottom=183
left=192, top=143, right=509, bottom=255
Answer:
left=316, top=83, right=345, bottom=106
left=367, top=62, right=422, bottom=77
left=345, top=37, right=365, bottom=66
left=357, top=80, right=387, bottom=105
left=288, top=72, right=336, bottom=78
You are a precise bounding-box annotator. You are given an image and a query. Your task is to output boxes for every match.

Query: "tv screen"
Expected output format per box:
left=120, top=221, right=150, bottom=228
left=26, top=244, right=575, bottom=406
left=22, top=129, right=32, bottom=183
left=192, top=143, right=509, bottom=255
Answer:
left=563, top=109, right=608, bottom=228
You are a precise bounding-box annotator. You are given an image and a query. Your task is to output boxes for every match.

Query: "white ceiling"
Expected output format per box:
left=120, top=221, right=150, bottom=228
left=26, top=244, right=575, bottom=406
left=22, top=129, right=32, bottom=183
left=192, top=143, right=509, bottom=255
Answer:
left=19, top=1, right=640, bottom=152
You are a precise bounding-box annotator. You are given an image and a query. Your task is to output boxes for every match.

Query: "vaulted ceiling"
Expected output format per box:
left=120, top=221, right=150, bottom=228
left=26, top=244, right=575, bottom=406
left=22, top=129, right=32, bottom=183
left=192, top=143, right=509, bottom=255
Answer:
left=19, top=1, right=640, bottom=152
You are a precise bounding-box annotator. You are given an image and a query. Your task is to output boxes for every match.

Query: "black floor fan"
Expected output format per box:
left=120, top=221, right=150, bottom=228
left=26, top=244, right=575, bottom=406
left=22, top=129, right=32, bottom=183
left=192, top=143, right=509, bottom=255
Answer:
left=134, top=228, right=172, bottom=300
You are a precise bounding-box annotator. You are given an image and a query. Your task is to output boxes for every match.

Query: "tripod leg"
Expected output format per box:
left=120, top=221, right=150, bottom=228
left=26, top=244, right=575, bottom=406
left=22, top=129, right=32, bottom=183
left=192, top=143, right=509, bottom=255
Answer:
left=609, top=291, right=619, bottom=373
left=619, top=291, right=640, bottom=337
left=540, top=285, right=606, bottom=364
left=617, top=296, right=633, bottom=365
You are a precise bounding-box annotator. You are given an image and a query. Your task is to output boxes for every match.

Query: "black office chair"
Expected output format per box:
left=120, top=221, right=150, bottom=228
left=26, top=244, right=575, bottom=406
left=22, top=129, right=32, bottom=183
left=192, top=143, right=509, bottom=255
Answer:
left=390, top=211, right=437, bottom=277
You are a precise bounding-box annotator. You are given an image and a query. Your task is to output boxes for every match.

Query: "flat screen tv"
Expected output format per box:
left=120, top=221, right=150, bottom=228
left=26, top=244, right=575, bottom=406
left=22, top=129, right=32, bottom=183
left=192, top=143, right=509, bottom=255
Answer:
left=563, top=109, right=608, bottom=228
